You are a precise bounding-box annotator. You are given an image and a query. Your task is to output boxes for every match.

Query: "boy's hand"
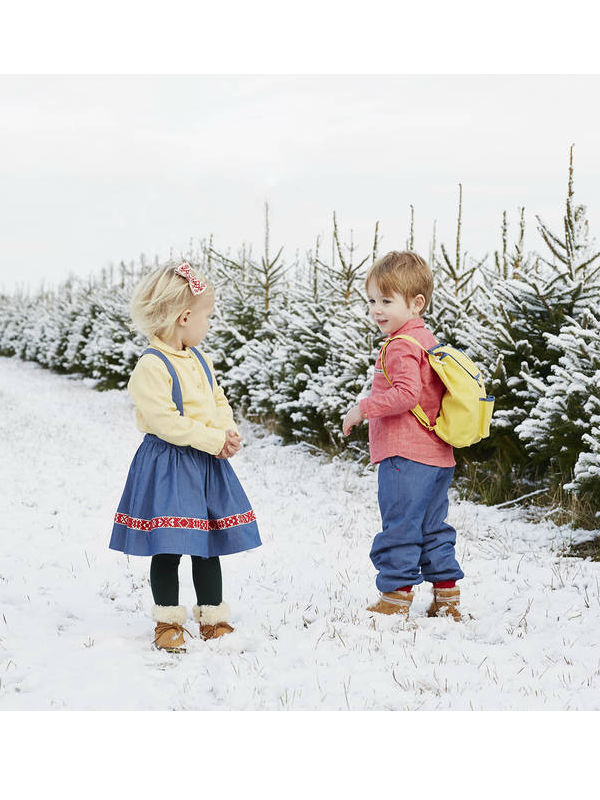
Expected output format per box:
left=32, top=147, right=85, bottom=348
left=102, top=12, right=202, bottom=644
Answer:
left=342, top=405, right=364, bottom=436
left=216, top=430, right=242, bottom=459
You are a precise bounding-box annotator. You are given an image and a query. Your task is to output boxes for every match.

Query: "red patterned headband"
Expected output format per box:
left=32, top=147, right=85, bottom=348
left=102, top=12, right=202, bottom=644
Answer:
left=174, top=262, right=207, bottom=296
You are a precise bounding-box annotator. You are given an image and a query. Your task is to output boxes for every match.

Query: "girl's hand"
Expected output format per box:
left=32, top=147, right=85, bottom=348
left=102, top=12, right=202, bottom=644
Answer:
left=216, top=430, right=242, bottom=459
left=342, top=405, right=364, bottom=436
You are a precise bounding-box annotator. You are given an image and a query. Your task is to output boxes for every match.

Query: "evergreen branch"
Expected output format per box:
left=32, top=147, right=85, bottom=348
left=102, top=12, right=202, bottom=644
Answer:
left=578, top=250, right=600, bottom=273
left=500, top=210, right=508, bottom=279
left=439, top=242, right=457, bottom=278
left=583, top=261, right=600, bottom=284
left=332, top=211, right=348, bottom=272
left=529, top=281, right=553, bottom=314
left=372, top=221, right=380, bottom=263
left=429, top=219, right=437, bottom=268
left=536, top=215, right=567, bottom=257
left=455, top=183, right=463, bottom=272
left=407, top=205, right=415, bottom=251
left=208, top=247, right=245, bottom=273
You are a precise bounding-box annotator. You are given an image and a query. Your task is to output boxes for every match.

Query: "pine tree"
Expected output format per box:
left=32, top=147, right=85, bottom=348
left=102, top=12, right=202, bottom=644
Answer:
left=81, top=286, right=146, bottom=389
left=206, top=204, right=287, bottom=417
left=428, top=184, right=485, bottom=348
left=516, top=305, right=600, bottom=485
left=1, top=182, right=598, bottom=521
left=285, top=214, right=378, bottom=453
left=459, top=148, right=600, bottom=473
left=0, top=294, right=28, bottom=357
left=567, top=409, right=600, bottom=513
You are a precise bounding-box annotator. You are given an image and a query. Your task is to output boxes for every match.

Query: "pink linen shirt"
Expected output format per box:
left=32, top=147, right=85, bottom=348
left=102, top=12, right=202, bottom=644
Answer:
left=359, top=318, right=455, bottom=468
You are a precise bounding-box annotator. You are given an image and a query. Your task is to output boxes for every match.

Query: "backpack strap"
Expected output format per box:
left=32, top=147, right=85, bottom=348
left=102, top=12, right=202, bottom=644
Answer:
left=189, top=346, right=214, bottom=391
left=379, top=334, right=435, bottom=432
left=142, top=348, right=184, bottom=415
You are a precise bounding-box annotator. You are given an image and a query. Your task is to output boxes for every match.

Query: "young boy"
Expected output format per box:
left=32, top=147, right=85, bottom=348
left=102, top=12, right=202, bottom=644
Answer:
left=342, top=251, right=464, bottom=620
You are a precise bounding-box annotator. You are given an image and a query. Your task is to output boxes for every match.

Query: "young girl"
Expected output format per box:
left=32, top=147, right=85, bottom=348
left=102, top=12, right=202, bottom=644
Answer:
left=110, top=261, right=261, bottom=652
left=342, top=251, right=464, bottom=621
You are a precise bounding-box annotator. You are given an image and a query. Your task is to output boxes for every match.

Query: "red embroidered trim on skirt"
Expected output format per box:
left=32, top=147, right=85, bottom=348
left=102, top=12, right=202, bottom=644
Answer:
left=114, top=510, right=256, bottom=532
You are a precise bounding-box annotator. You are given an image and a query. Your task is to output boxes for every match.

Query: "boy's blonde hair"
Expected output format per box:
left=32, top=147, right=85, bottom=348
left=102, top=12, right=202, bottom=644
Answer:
left=366, top=251, right=434, bottom=313
left=130, top=260, right=214, bottom=339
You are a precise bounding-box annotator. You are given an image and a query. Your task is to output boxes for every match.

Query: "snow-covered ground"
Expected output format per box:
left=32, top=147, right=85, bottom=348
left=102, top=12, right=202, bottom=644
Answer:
left=1, top=355, right=599, bottom=711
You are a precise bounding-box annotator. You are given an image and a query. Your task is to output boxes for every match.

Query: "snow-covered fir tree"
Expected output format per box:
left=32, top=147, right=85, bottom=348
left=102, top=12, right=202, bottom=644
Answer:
left=279, top=214, right=378, bottom=454
left=567, top=412, right=600, bottom=513
left=516, top=305, right=600, bottom=472
left=515, top=302, right=600, bottom=513
left=428, top=184, right=486, bottom=350
left=205, top=204, right=288, bottom=419
left=1, top=163, right=599, bottom=521
left=458, top=148, right=600, bottom=475
left=81, top=287, right=146, bottom=389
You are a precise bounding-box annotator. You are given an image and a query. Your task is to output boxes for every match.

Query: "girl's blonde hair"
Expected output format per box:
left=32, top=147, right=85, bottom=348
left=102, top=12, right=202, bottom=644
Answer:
left=130, top=260, right=214, bottom=339
left=366, top=250, right=434, bottom=313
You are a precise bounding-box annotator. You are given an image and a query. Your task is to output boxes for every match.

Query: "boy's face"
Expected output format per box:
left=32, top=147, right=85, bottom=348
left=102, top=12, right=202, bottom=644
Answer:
left=366, top=279, right=424, bottom=336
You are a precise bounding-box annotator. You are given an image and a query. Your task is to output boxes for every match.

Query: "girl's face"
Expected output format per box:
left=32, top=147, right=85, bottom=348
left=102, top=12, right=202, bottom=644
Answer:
left=366, top=279, right=424, bottom=336
left=180, top=292, right=214, bottom=347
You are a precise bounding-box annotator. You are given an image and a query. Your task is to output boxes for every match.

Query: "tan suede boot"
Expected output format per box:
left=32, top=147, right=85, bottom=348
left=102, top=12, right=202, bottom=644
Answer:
left=152, top=605, right=191, bottom=652
left=193, top=602, right=234, bottom=640
left=367, top=590, right=414, bottom=617
left=427, top=586, right=461, bottom=620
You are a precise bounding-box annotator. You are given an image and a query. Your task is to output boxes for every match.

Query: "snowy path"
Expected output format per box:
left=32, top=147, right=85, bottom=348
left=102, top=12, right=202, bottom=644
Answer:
left=1, top=356, right=599, bottom=710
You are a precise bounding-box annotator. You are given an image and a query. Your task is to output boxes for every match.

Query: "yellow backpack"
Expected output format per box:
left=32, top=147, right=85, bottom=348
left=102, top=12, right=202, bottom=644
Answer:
left=380, top=334, right=495, bottom=448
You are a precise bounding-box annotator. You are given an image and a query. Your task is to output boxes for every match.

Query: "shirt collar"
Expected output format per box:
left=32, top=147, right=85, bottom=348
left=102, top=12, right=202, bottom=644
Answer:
left=149, top=335, right=193, bottom=358
left=388, top=317, right=426, bottom=338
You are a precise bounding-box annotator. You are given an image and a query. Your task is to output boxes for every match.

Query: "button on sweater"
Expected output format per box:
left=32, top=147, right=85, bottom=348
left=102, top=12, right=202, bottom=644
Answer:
left=359, top=318, right=455, bottom=468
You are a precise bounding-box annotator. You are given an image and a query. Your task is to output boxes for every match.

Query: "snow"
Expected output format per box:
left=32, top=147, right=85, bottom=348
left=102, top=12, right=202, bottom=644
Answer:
left=1, top=355, right=600, bottom=710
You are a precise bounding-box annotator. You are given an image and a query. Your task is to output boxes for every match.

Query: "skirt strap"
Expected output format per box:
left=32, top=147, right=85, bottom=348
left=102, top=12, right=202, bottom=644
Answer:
left=142, top=348, right=184, bottom=415
left=189, top=347, right=214, bottom=391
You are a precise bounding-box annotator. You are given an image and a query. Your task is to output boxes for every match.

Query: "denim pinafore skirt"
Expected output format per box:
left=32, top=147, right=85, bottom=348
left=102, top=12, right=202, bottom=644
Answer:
left=109, top=346, right=262, bottom=558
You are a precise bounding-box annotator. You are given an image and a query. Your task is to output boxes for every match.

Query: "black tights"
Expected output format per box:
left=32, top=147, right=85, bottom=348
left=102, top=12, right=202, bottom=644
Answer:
left=150, top=554, right=222, bottom=607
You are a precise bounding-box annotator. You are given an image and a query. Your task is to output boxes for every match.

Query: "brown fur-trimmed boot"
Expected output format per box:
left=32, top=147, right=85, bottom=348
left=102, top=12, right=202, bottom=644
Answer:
left=152, top=605, right=191, bottom=653
left=193, top=602, right=234, bottom=640
left=367, top=590, right=414, bottom=617
left=427, top=586, right=461, bottom=620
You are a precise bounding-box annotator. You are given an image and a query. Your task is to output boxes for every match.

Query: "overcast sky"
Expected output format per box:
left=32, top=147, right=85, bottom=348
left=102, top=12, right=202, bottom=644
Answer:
left=1, top=74, right=599, bottom=292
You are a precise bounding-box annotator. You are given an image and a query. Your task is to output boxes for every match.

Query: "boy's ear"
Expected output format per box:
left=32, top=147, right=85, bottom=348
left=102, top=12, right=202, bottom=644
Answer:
left=413, top=294, right=426, bottom=314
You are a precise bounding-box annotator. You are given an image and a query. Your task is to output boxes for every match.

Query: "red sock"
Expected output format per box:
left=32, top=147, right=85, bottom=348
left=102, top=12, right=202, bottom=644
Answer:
left=396, top=585, right=413, bottom=593
left=434, top=580, right=456, bottom=589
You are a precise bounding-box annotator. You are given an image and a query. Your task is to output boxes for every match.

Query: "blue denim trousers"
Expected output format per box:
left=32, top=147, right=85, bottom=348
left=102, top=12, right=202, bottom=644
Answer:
left=370, top=456, right=464, bottom=592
